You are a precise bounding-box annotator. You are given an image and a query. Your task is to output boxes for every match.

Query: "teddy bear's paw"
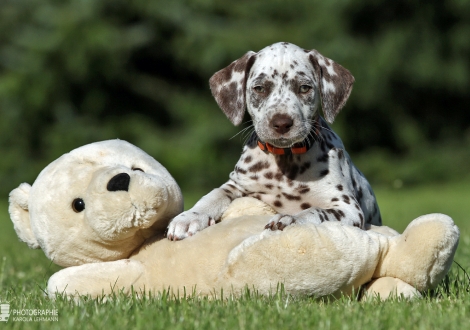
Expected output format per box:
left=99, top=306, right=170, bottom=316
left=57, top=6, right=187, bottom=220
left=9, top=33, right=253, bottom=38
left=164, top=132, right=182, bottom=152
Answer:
left=167, top=211, right=216, bottom=240
left=265, top=214, right=297, bottom=231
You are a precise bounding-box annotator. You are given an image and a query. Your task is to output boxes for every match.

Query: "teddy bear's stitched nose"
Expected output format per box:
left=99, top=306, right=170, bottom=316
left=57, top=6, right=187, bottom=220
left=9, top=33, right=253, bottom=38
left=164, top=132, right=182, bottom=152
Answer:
left=107, top=173, right=130, bottom=192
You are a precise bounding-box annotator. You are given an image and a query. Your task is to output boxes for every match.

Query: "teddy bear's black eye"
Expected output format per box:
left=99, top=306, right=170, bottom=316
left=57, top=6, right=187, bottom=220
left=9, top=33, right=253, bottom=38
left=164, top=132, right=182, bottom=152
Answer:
left=72, top=198, right=85, bottom=213
left=132, top=167, right=144, bottom=172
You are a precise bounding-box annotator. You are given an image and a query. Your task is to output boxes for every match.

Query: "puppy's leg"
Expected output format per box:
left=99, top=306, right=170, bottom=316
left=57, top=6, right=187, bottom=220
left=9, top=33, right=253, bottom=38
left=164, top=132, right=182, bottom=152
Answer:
left=265, top=202, right=365, bottom=230
left=265, top=177, right=367, bottom=230
left=167, top=181, right=243, bottom=240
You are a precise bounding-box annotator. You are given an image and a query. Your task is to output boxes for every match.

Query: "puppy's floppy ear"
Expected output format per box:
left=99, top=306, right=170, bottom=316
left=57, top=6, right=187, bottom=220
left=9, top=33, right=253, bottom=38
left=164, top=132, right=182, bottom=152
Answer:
left=9, top=183, right=40, bottom=249
left=209, top=51, right=257, bottom=126
left=308, top=50, right=355, bottom=123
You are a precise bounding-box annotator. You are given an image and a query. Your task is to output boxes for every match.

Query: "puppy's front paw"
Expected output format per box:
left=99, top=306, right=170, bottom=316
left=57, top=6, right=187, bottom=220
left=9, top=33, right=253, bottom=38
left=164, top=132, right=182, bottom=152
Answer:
left=167, top=211, right=215, bottom=241
left=265, top=214, right=297, bottom=231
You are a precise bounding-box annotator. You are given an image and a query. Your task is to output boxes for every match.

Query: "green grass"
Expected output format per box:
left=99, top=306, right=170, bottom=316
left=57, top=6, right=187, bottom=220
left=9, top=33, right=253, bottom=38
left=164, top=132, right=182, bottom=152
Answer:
left=1, top=181, right=470, bottom=329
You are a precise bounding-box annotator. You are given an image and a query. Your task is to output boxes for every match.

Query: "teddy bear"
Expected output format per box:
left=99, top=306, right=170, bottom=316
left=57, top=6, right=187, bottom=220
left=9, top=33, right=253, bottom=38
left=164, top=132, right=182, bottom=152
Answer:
left=9, top=139, right=184, bottom=267
left=9, top=140, right=460, bottom=300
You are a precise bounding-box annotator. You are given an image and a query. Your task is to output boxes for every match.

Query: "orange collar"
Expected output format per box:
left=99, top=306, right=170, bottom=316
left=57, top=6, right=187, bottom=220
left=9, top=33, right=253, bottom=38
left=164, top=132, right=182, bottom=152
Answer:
left=257, top=140, right=310, bottom=155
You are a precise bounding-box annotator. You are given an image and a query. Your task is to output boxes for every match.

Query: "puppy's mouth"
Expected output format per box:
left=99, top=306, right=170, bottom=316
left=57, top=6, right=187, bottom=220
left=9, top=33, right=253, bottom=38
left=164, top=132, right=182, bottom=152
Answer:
left=259, top=133, right=308, bottom=148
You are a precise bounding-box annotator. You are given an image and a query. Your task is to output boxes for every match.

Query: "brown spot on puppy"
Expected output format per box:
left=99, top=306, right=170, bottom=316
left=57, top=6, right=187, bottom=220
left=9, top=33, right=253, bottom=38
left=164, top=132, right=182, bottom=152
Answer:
left=249, top=161, right=270, bottom=172
left=300, top=203, right=311, bottom=210
left=282, top=193, right=301, bottom=201
left=264, top=172, right=274, bottom=179
left=320, top=169, right=329, bottom=177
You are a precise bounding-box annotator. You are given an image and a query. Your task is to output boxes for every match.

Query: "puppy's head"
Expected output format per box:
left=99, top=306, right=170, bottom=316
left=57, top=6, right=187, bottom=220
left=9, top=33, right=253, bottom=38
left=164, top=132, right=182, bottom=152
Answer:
left=209, top=42, right=354, bottom=148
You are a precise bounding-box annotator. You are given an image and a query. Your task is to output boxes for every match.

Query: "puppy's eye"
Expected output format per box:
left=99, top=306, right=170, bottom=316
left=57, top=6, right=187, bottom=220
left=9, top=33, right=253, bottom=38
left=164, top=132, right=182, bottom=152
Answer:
left=72, top=198, right=85, bottom=213
left=299, top=85, right=312, bottom=93
left=132, top=167, right=144, bottom=172
left=253, top=86, right=265, bottom=93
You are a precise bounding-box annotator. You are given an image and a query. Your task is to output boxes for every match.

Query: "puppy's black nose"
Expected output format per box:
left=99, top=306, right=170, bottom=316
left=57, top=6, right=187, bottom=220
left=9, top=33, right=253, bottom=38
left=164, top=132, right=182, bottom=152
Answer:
left=107, top=173, right=130, bottom=192
left=270, top=114, right=294, bottom=134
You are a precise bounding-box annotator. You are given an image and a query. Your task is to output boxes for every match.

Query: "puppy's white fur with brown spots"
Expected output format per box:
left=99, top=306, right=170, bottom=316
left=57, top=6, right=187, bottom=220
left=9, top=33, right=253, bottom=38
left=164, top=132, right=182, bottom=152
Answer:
left=167, top=42, right=381, bottom=241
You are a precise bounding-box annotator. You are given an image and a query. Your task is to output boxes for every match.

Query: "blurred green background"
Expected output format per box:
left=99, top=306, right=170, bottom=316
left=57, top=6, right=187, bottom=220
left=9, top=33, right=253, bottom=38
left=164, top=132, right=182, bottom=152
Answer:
left=1, top=0, right=469, bottom=208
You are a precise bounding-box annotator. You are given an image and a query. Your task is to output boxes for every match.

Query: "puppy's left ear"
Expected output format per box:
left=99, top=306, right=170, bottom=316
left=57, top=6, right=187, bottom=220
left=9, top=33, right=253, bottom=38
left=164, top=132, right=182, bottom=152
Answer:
left=309, top=50, right=355, bottom=123
left=209, top=51, right=257, bottom=126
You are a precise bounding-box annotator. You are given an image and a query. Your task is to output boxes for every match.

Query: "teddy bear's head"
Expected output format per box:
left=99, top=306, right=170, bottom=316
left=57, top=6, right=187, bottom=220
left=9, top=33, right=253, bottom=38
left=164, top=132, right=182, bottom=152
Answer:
left=9, top=140, right=183, bottom=267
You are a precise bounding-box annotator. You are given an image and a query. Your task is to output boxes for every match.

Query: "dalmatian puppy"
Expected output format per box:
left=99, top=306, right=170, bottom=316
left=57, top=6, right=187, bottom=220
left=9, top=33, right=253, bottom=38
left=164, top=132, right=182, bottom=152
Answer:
left=167, top=42, right=381, bottom=241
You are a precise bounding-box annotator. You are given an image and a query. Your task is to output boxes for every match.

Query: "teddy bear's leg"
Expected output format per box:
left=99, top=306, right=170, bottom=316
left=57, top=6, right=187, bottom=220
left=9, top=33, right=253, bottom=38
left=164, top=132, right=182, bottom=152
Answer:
left=374, top=213, right=459, bottom=291
left=47, top=259, right=146, bottom=298
left=362, top=277, right=421, bottom=301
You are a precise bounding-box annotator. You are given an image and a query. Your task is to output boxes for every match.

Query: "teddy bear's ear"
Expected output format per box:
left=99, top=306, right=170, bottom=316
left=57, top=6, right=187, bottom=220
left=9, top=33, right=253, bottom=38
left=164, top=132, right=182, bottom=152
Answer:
left=9, top=183, right=40, bottom=249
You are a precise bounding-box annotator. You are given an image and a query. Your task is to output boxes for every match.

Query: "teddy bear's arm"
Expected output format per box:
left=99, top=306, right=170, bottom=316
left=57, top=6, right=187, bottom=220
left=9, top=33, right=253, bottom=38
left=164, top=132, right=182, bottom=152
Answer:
left=47, top=259, right=146, bottom=298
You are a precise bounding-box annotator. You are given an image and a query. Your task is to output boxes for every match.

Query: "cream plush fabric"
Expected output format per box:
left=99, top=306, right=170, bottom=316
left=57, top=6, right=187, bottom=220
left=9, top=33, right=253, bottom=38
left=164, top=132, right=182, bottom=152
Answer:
left=9, top=141, right=460, bottom=300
